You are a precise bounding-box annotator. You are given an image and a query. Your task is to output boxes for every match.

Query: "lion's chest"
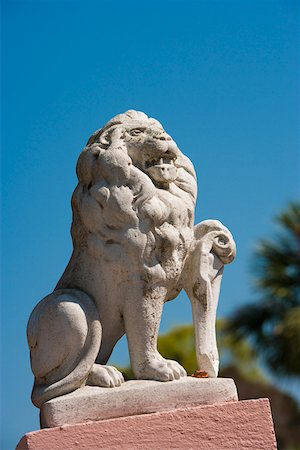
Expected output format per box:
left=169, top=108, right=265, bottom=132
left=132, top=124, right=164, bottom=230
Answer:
left=141, top=190, right=194, bottom=283
left=154, top=223, right=192, bottom=278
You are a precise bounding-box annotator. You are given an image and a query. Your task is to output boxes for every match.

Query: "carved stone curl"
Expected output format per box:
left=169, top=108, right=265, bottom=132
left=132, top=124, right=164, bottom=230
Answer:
left=27, top=110, right=236, bottom=408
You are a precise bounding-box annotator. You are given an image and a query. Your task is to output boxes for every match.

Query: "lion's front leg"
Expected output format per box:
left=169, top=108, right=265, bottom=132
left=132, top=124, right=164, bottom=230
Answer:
left=124, top=286, right=186, bottom=381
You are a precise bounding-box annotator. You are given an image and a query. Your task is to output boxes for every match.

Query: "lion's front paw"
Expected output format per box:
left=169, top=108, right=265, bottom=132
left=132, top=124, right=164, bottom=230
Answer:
left=137, top=358, right=187, bottom=381
left=87, top=364, right=124, bottom=388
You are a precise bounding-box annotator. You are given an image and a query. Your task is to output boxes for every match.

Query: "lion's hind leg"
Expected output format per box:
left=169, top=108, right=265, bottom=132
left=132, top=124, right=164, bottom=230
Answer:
left=27, top=289, right=101, bottom=407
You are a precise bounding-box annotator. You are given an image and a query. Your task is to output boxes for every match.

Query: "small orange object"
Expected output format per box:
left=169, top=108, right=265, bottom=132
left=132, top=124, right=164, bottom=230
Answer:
left=191, top=370, right=209, bottom=378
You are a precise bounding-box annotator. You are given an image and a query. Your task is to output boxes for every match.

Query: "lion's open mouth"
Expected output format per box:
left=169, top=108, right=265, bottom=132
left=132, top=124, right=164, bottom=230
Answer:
left=144, top=154, right=176, bottom=169
left=143, top=154, right=178, bottom=185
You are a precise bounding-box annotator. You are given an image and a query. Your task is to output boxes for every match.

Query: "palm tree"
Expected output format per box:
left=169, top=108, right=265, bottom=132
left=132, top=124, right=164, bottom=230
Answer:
left=230, top=202, right=300, bottom=376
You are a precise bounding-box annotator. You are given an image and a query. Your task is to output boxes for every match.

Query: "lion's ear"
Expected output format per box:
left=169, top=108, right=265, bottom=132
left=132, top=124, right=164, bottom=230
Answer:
left=86, top=130, right=109, bottom=147
left=87, top=123, right=126, bottom=147
left=99, top=130, right=110, bottom=147
left=86, top=129, right=101, bottom=146
left=99, top=126, right=126, bottom=147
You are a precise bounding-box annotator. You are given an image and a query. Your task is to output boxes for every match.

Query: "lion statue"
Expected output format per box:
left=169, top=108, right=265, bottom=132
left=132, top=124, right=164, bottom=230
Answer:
left=27, top=110, right=236, bottom=408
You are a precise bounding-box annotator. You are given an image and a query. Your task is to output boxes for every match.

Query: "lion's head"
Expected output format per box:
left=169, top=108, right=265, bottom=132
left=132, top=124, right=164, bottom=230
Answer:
left=102, top=111, right=180, bottom=186
left=81, top=110, right=196, bottom=192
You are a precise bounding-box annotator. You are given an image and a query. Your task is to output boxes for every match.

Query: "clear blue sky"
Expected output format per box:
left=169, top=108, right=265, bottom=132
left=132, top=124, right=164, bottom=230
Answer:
left=1, top=0, right=299, bottom=448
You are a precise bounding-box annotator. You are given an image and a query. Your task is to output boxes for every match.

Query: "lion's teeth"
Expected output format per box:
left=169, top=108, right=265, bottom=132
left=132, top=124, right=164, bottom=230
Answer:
left=159, top=158, right=163, bottom=165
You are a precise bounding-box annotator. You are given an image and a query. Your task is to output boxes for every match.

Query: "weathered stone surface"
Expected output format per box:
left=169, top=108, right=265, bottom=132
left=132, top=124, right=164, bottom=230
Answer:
left=17, top=399, right=277, bottom=450
left=26, top=110, right=236, bottom=410
left=40, top=377, right=238, bottom=428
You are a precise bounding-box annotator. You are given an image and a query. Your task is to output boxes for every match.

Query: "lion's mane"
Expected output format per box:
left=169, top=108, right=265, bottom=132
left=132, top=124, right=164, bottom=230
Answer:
left=68, top=111, right=197, bottom=287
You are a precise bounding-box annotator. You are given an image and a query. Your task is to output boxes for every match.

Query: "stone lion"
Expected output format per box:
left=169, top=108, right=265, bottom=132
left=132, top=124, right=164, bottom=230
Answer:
left=27, top=110, right=236, bottom=408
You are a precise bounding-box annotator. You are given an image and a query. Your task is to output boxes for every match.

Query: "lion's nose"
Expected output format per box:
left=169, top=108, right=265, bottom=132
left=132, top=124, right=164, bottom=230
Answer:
left=153, top=132, right=171, bottom=141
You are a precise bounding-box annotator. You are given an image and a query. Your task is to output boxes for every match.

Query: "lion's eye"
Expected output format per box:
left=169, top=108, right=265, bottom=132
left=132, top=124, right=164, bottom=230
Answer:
left=130, top=129, right=144, bottom=136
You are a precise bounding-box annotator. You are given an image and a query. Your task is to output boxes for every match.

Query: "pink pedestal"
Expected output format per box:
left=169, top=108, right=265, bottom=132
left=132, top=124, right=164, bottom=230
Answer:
left=17, top=398, right=277, bottom=450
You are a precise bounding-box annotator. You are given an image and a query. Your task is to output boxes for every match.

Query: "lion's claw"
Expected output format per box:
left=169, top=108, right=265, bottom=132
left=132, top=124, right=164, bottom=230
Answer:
left=137, top=358, right=187, bottom=382
left=87, top=364, right=124, bottom=388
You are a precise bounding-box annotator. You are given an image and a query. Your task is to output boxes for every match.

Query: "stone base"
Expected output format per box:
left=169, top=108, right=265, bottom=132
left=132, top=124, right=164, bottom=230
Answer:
left=40, top=377, right=238, bottom=428
left=16, top=398, right=277, bottom=450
